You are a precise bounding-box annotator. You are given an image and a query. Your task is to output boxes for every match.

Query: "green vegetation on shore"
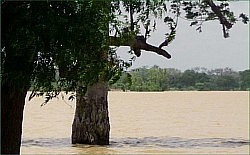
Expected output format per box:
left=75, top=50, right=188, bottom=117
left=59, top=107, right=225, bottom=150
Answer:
left=110, top=66, right=250, bottom=91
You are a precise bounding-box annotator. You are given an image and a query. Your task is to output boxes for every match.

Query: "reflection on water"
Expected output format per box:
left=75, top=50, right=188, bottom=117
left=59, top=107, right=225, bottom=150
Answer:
left=21, top=91, right=249, bottom=154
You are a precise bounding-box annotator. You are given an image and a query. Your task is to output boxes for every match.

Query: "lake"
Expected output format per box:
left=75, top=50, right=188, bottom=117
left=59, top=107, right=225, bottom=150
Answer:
left=21, top=91, right=249, bottom=154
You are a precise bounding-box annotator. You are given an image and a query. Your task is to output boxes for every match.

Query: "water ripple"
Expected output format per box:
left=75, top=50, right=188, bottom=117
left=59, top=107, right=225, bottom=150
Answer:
left=22, top=138, right=72, bottom=148
left=22, top=137, right=249, bottom=149
left=110, top=137, right=250, bottom=149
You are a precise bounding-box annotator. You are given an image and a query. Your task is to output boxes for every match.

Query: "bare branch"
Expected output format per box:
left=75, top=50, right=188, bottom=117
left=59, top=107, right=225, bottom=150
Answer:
left=159, top=40, right=169, bottom=49
left=204, top=0, right=233, bottom=29
left=129, top=1, right=134, bottom=31
left=110, top=35, right=171, bottom=59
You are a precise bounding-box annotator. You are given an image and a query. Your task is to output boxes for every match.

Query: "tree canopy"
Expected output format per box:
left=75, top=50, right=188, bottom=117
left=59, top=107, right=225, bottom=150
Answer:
left=2, top=1, right=117, bottom=101
left=2, top=0, right=248, bottom=99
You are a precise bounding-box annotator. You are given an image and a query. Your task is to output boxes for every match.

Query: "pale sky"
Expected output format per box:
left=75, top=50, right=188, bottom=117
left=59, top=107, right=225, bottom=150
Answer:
left=116, top=1, right=249, bottom=71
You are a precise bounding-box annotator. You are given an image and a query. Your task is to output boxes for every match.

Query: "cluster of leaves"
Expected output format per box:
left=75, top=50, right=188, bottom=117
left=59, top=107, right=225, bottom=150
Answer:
left=2, top=1, right=123, bottom=103
left=110, top=66, right=250, bottom=91
left=155, top=0, right=248, bottom=38
left=180, top=0, right=248, bottom=33
left=110, top=0, right=168, bottom=40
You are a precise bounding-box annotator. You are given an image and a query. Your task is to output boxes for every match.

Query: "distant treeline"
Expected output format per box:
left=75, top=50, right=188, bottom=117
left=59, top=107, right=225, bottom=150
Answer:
left=110, top=66, right=250, bottom=91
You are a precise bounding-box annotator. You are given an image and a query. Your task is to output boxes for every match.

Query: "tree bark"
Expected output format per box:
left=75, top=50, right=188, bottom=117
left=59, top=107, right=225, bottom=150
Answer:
left=1, top=81, right=29, bottom=154
left=72, top=82, right=110, bottom=145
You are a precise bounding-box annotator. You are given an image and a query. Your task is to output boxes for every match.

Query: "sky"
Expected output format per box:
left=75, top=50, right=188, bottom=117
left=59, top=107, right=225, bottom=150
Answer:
left=116, top=1, right=249, bottom=72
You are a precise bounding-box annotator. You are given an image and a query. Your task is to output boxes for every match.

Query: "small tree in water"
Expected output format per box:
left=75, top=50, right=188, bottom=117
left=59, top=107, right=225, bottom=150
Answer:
left=72, top=0, right=249, bottom=145
left=1, top=0, right=248, bottom=153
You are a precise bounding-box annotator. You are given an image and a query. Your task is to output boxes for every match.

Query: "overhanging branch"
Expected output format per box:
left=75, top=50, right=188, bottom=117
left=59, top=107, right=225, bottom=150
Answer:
left=204, top=0, right=233, bottom=38
left=109, top=35, right=171, bottom=59
left=204, top=0, right=232, bottom=29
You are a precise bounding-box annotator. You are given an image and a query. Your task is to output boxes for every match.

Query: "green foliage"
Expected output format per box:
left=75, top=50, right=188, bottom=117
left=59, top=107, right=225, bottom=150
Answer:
left=239, top=13, right=249, bottom=24
left=2, top=0, right=248, bottom=101
left=215, top=75, right=238, bottom=90
left=239, top=70, right=250, bottom=90
left=110, top=67, right=249, bottom=91
left=2, top=1, right=121, bottom=102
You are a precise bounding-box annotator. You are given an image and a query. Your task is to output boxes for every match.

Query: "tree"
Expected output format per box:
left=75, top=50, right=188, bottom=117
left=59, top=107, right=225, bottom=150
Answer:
left=2, top=1, right=114, bottom=153
left=166, top=68, right=182, bottom=90
left=1, top=0, right=248, bottom=154
left=180, top=70, right=197, bottom=88
left=239, top=69, right=250, bottom=90
left=122, top=66, right=169, bottom=91
left=2, top=3, right=48, bottom=153
left=215, top=75, right=238, bottom=90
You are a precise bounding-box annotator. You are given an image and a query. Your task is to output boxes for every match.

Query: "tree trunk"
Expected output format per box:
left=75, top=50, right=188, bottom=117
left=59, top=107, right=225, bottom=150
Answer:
left=71, top=82, right=110, bottom=145
left=1, top=81, right=29, bottom=154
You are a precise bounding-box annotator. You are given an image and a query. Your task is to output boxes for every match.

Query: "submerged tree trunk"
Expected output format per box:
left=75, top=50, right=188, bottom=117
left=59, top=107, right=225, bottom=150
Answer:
left=72, top=82, right=110, bottom=145
left=1, top=81, right=29, bottom=154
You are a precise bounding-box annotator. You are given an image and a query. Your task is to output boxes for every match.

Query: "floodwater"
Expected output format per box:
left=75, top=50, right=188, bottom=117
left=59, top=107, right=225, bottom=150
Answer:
left=21, top=91, right=249, bottom=154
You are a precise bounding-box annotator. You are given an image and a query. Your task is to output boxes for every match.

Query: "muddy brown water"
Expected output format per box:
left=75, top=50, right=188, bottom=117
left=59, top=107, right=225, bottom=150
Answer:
left=21, top=91, right=249, bottom=154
